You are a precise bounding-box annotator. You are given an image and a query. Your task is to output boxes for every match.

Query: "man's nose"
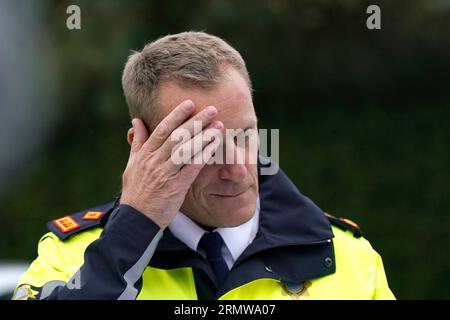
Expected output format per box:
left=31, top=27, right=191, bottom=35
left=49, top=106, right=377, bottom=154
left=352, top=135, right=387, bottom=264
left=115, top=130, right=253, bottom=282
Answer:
left=218, top=136, right=249, bottom=181
left=219, top=163, right=247, bottom=181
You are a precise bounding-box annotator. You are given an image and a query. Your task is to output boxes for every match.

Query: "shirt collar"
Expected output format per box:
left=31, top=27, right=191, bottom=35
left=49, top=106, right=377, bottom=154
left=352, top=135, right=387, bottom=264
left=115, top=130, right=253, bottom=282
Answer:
left=216, top=197, right=260, bottom=261
left=168, top=197, right=260, bottom=262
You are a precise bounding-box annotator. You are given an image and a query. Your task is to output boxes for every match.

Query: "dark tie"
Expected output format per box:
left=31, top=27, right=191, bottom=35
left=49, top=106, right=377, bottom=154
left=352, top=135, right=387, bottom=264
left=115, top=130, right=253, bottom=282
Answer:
left=198, top=231, right=229, bottom=286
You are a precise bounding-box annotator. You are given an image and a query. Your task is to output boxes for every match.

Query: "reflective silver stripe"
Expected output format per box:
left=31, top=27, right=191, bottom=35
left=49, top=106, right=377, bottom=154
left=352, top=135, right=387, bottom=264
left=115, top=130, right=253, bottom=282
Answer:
left=39, top=280, right=66, bottom=299
left=117, top=229, right=164, bottom=300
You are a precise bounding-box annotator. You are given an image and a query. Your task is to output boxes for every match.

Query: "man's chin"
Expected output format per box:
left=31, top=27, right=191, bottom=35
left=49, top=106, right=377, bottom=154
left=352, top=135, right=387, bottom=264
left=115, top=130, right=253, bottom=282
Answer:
left=212, top=202, right=257, bottom=228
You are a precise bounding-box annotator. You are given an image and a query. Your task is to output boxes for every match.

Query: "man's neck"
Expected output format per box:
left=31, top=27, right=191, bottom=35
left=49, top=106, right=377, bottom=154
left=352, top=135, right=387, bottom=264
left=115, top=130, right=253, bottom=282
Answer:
left=196, top=222, right=215, bottom=232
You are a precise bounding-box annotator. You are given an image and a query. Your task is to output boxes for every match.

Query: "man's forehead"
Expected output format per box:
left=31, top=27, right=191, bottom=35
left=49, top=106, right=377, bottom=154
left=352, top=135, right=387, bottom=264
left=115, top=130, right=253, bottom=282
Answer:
left=158, top=70, right=256, bottom=127
left=160, top=84, right=248, bottom=111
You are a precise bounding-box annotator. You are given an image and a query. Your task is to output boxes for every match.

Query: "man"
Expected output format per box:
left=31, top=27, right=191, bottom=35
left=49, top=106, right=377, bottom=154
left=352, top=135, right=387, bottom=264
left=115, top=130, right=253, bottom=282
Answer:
left=13, top=31, right=395, bottom=300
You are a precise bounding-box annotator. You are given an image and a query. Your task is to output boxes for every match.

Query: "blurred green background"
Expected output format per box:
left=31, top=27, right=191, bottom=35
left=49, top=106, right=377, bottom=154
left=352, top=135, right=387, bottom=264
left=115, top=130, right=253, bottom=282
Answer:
left=1, top=0, right=449, bottom=299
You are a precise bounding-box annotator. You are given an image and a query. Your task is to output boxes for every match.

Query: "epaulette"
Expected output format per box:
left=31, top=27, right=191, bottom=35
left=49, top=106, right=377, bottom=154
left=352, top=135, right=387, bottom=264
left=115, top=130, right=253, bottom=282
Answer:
left=46, top=201, right=117, bottom=241
left=324, top=212, right=363, bottom=238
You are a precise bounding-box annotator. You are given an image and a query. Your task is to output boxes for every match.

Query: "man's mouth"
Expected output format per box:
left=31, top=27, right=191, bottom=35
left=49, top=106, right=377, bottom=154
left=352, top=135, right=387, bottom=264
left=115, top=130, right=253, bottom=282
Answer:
left=211, top=189, right=247, bottom=198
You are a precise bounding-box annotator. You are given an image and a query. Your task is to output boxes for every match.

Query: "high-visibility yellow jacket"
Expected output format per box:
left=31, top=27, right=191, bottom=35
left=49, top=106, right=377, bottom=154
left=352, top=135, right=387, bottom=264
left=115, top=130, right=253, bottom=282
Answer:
left=13, top=168, right=395, bottom=300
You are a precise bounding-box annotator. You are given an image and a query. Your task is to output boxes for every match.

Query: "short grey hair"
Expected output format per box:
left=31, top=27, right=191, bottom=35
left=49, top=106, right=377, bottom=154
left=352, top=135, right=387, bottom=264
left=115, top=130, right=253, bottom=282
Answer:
left=121, top=31, right=252, bottom=130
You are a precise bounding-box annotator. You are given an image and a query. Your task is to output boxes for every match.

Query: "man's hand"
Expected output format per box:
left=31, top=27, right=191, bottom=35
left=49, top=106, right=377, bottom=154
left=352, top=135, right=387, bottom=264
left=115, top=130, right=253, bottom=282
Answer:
left=120, top=100, right=223, bottom=229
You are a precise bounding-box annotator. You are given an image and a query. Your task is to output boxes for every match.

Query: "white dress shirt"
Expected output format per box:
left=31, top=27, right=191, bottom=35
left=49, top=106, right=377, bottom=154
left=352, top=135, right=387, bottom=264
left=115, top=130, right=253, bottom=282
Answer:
left=168, top=197, right=260, bottom=269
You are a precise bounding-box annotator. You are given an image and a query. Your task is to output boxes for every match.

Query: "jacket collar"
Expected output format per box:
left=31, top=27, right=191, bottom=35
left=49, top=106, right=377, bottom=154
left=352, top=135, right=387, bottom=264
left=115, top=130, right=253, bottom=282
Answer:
left=238, top=160, right=334, bottom=257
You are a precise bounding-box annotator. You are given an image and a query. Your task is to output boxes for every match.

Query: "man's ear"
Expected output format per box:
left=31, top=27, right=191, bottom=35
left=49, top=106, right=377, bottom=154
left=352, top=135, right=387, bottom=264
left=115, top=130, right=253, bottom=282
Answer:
left=127, top=127, right=134, bottom=146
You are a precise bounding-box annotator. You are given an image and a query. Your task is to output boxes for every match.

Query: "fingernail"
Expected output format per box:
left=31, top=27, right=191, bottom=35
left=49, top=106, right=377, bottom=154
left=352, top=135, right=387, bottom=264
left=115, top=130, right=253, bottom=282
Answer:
left=207, top=106, right=217, bottom=116
left=213, top=121, right=223, bottom=129
left=184, top=100, right=193, bottom=111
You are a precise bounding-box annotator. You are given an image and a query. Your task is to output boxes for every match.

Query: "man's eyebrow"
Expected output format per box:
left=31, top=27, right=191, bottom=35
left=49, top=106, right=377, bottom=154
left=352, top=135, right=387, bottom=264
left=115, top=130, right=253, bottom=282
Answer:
left=237, top=125, right=256, bottom=132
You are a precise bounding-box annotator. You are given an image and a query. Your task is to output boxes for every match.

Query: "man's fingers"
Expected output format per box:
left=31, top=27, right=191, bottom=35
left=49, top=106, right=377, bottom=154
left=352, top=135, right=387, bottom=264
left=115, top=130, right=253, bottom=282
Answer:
left=168, top=120, right=223, bottom=171
left=130, top=118, right=149, bottom=153
left=158, top=105, right=219, bottom=160
left=178, top=135, right=221, bottom=183
left=144, top=100, right=195, bottom=153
